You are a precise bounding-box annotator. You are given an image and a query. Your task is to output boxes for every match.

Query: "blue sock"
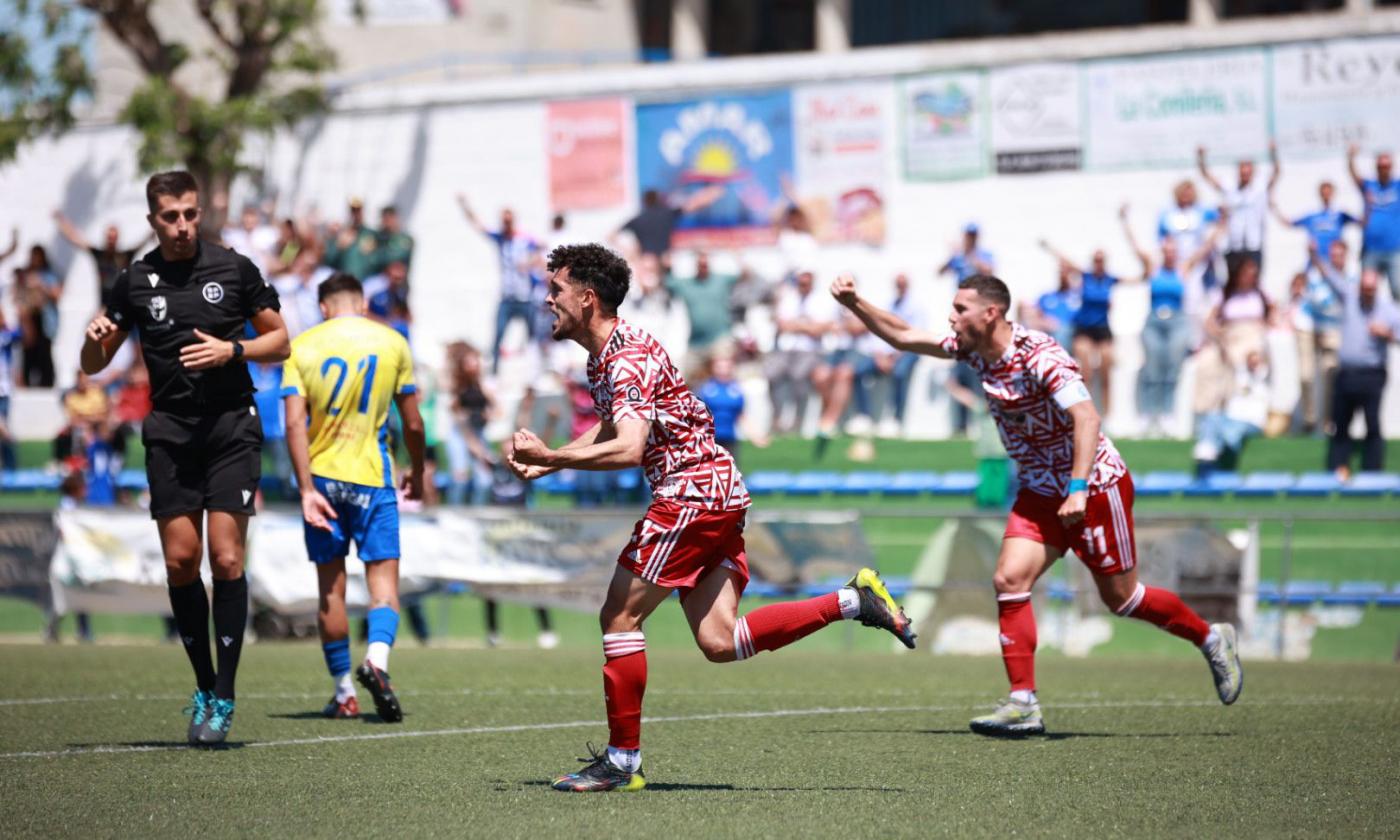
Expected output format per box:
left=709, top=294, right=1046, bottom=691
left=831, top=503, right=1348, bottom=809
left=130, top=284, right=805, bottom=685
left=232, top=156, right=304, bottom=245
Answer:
left=322, top=638, right=351, bottom=678
left=367, top=607, right=400, bottom=648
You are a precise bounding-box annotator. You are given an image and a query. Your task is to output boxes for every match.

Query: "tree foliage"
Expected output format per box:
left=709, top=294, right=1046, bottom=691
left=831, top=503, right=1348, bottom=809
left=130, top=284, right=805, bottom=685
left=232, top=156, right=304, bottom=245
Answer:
left=0, top=0, right=94, bottom=162
left=2, top=0, right=335, bottom=232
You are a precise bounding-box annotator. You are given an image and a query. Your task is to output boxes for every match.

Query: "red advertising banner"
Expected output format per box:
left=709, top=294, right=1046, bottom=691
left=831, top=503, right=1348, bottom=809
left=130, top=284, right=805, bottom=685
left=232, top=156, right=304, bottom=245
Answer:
left=547, top=99, right=627, bottom=211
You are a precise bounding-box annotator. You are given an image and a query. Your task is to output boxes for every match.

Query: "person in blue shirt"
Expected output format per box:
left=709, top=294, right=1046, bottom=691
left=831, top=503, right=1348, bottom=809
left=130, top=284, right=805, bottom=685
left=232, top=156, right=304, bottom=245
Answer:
left=939, top=223, right=995, bottom=281
left=1122, top=203, right=1225, bottom=435
left=1348, top=144, right=1400, bottom=299
left=1038, top=239, right=1119, bottom=416
left=696, top=354, right=747, bottom=465
left=1020, top=260, right=1080, bottom=352
left=1157, top=180, right=1221, bottom=291
left=1271, top=180, right=1359, bottom=272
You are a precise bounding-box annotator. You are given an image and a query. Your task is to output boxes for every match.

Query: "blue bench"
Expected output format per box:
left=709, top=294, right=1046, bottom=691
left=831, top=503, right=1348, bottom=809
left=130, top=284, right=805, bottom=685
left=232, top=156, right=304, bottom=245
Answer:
left=930, top=471, right=978, bottom=496
left=1379, top=584, right=1400, bottom=609
left=788, top=471, right=843, bottom=496
left=1321, top=581, right=1387, bottom=606
left=1282, top=579, right=1333, bottom=606
left=744, top=471, right=793, bottom=496
left=837, top=471, right=890, bottom=495
left=1287, top=472, right=1342, bottom=497
left=1257, top=580, right=1281, bottom=605
left=1183, top=472, right=1242, bottom=497
left=1137, top=471, right=1193, bottom=497
left=886, top=471, right=942, bottom=496
left=1237, top=471, right=1295, bottom=498
left=1339, top=472, right=1400, bottom=497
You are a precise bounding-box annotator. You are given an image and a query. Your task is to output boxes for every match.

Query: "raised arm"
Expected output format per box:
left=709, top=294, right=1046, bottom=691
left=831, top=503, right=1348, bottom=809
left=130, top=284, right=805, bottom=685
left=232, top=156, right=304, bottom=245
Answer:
left=679, top=184, right=725, bottom=214
left=1266, top=139, right=1282, bottom=191
left=1267, top=196, right=1295, bottom=230
left=52, top=211, right=90, bottom=250
left=455, top=193, right=488, bottom=235
left=1347, top=143, right=1365, bottom=191
left=0, top=227, right=16, bottom=262
left=1181, top=214, right=1228, bottom=276
left=79, top=314, right=129, bottom=375
left=1037, top=238, right=1080, bottom=273
left=1307, top=240, right=1345, bottom=298
left=1196, top=146, right=1225, bottom=193
left=1119, top=204, right=1152, bottom=279
left=830, top=274, right=951, bottom=358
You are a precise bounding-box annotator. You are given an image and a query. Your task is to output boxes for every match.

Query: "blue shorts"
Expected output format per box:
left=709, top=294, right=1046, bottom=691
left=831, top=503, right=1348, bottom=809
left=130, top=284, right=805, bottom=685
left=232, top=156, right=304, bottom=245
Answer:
left=304, top=476, right=401, bottom=564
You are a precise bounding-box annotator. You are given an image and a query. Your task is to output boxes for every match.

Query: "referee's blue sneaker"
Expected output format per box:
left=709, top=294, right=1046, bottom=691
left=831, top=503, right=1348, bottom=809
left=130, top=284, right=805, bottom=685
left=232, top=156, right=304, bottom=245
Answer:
left=197, top=697, right=236, bottom=746
left=184, top=689, right=213, bottom=745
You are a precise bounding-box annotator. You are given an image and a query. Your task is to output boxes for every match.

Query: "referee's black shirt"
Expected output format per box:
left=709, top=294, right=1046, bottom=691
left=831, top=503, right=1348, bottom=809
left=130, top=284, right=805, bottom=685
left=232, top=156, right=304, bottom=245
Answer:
left=107, top=241, right=281, bottom=413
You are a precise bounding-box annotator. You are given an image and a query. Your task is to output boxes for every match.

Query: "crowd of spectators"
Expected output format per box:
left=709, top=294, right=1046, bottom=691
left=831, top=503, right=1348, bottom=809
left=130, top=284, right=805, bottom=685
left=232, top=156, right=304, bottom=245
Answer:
left=2, top=141, right=1398, bottom=498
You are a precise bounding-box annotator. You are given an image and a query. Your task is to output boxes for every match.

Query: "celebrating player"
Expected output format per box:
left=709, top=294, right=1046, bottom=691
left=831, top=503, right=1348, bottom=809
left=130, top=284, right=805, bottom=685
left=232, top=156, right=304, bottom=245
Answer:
left=281, top=273, right=425, bottom=722
left=831, top=273, right=1243, bottom=736
left=507, top=244, right=916, bottom=792
left=80, top=171, right=289, bottom=745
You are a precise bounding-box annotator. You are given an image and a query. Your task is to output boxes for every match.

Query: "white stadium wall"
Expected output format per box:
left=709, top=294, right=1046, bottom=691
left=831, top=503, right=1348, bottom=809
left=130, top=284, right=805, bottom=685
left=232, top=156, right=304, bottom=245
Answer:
left=4, top=15, right=1400, bottom=440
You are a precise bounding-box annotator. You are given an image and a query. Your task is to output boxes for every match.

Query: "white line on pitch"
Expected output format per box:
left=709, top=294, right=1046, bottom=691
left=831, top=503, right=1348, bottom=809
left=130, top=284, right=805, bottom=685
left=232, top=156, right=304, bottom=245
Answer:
left=0, top=696, right=1384, bottom=760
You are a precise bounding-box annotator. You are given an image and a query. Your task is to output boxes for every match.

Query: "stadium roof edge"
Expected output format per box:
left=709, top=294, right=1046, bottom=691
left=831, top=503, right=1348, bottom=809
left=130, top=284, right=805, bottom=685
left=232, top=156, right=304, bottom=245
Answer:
left=316, top=9, right=1400, bottom=115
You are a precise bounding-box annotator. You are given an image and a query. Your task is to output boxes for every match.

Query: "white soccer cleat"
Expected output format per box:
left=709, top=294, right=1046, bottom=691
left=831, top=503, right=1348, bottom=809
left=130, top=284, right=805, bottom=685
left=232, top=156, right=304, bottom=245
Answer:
left=1202, top=623, right=1243, bottom=705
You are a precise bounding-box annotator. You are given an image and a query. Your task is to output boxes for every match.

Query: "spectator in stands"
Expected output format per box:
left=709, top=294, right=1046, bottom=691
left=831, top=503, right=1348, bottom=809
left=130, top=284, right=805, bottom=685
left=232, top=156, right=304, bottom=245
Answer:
left=1348, top=144, right=1400, bottom=299
left=52, top=211, right=151, bottom=308
left=221, top=204, right=279, bottom=276
left=323, top=197, right=380, bottom=281
left=939, top=223, right=995, bottom=281
left=764, top=270, right=835, bottom=435
left=814, top=306, right=860, bottom=454
left=1197, top=142, right=1281, bottom=271
left=696, top=354, right=746, bottom=464
left=1271, top=180, right=1358, bottom=274
left=375, top=205, right=414, bottom=271
left=442, top=341, right=497, bottom=505
left=1193, top=350, right=1269, bottom=476
left=49, top=471, right=94, bottom=644
left=616, top=186, right=723, bottom=258
left=366, top=260, right=411, bottom=327
left=1121, top=203, right=1224, bottom=435
left=0, top=227, right=14, bottom=264
left=1039, top=239, right=1118, bottom=416
left=456, top=194, right=539, bottom=372
left=1157, top=179, right=1220, bottom=296
left=271, top=247, right=330, bottom=338
left=620, top=254, right=688, bottom=362
left=112, top=352, right=152, bottom=433
left=565, top=365, right=620, bottom=506
left=1310, top=242, right=1400, bottom=478
left=1292, top=241, right=1349, bottom=435
left=53, top=369, right=110, bottom=465
left=250, top=361, right=291, bottom=497
left=0, top=307, right=16, bottom=470
left=775, top=202, right=820, bottom=278
left=946, top=361, right=982, bottom=438
left=269, top=217, right=303, bottom=275
left=15, top=246, right=61, bottom=387
left=1020, top=260, right=1079, bottom=351
left=664, top=251, right=742, bottom=373
left=1194, top=253, right=1272, bottom=416
left=851, top=272, right=922, bottom=438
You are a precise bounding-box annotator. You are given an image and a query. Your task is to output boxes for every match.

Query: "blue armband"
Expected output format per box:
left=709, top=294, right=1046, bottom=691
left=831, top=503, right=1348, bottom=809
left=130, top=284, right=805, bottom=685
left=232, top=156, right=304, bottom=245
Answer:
left=1068, top=478, right=1088, bottom=494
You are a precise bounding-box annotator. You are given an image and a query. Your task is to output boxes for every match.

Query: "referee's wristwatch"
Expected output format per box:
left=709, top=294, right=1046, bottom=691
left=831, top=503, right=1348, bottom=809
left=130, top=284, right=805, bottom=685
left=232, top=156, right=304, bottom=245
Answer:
left=229, top=340, right=244, bottom=363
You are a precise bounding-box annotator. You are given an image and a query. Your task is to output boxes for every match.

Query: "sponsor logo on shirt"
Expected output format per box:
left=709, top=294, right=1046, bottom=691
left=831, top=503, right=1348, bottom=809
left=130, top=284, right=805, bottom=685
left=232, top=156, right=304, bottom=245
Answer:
left=148, top=295, right=167, bottom=322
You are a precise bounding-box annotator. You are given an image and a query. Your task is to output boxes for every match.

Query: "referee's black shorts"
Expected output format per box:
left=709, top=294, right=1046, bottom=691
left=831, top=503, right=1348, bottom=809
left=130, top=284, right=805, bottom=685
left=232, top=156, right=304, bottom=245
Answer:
left=143, top=404, right=264, bottom=520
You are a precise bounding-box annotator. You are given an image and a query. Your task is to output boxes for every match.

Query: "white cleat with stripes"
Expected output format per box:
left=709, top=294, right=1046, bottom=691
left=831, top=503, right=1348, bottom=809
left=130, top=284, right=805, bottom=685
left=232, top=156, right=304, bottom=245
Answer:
left=1202, top=623, right=1243, bottom=705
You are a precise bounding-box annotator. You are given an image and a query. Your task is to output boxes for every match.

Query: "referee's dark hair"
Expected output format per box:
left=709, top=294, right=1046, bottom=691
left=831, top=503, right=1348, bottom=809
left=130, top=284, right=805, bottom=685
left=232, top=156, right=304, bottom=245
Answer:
left=317, top=272, right=364, bottom=302
left=959, top=274, right=1011, bottom=319
left=546, top=243, right=631, bottom=314
left=145, top=171, right=200, bottom=212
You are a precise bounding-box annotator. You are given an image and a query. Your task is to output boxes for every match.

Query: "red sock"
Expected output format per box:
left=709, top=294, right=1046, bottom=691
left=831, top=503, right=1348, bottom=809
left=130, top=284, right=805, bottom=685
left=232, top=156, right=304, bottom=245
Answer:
left=602, top=632, right=646, bottom=749
left=1116, top=584, right=1209, bottom=646
left=997, top=593, right=1037, bottom=692
left=733, top=593, right=844, bottom=660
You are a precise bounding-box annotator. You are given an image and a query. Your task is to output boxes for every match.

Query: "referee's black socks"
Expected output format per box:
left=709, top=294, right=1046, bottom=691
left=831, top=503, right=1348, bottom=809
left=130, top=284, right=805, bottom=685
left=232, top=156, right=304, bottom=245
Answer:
left=212, top=576, right=249, bottom=701
left=168, top=580, right=216, bottom=693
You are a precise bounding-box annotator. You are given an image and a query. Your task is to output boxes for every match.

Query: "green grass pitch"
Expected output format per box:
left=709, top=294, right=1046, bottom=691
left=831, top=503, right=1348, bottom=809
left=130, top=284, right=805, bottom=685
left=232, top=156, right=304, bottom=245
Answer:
left=1, top=644, right=1396, bottom=838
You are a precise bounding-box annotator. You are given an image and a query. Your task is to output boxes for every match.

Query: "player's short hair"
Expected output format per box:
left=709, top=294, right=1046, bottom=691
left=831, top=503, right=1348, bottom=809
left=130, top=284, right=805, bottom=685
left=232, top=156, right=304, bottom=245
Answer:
left=959, top=274, right=1011, bottom=318
left=546, top=243, right=631, bottom=314
left=145, top=171, right=200, bottom=212
left=317, top=272, right=364, bottom=302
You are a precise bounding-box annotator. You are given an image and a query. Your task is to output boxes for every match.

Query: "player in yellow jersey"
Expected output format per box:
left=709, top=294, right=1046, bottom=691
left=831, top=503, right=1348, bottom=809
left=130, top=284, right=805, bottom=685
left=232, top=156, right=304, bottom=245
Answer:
left=282, top=273, right=425, bottom=722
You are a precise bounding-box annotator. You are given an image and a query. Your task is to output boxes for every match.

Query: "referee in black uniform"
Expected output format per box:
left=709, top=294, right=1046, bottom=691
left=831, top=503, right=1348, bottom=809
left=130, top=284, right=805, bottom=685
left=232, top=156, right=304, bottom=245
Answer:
left=80, top=171, right=289, bottom=745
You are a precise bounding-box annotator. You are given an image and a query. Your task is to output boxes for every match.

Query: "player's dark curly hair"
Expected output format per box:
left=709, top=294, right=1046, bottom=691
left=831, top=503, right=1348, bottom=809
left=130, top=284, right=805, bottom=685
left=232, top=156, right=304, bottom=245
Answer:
left=546, top=243, right=631, bottom=314
left=959, top=274, right=1011, bottom=318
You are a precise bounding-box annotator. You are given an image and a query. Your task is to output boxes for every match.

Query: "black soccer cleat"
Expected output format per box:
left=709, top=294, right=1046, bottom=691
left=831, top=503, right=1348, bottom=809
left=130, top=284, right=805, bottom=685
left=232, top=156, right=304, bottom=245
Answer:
left=551, top=743, right=646, bottom=792
left=355, top=662, right=404, bottom=723
left=847, top=568, right=917, bottom=649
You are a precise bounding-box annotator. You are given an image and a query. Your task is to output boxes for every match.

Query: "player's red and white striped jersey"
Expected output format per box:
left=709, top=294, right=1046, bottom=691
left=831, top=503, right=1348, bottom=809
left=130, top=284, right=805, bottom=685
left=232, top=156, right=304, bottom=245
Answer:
left=940, top=323, right=1126, bottom=498
left=588, top=319, right=750, bottom=511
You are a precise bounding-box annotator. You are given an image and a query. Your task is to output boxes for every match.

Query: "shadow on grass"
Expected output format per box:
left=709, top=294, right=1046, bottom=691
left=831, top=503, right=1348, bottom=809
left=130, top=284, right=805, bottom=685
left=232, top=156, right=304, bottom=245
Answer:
left=822, top=728, right=1235, bottom=740
left=515, top=780, right=907, bottom=793
left=264, top=711, right=399, bottom=724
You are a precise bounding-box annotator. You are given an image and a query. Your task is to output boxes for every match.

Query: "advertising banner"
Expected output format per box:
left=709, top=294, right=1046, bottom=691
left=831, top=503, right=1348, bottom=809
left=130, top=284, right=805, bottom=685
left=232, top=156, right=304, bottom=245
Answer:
left=1272, top=36, right=1400, bottom=160
left=792, top=82, right=890, bottom=243
left=901, top=70, right=988, bottom=180
left=635, top=91, right=794, bottom=248
left=989, top=62, right=1083, bottom=174
left=547, top=98, right=628, bottom=211
left=1084, top=49, right=1269, bottom=170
